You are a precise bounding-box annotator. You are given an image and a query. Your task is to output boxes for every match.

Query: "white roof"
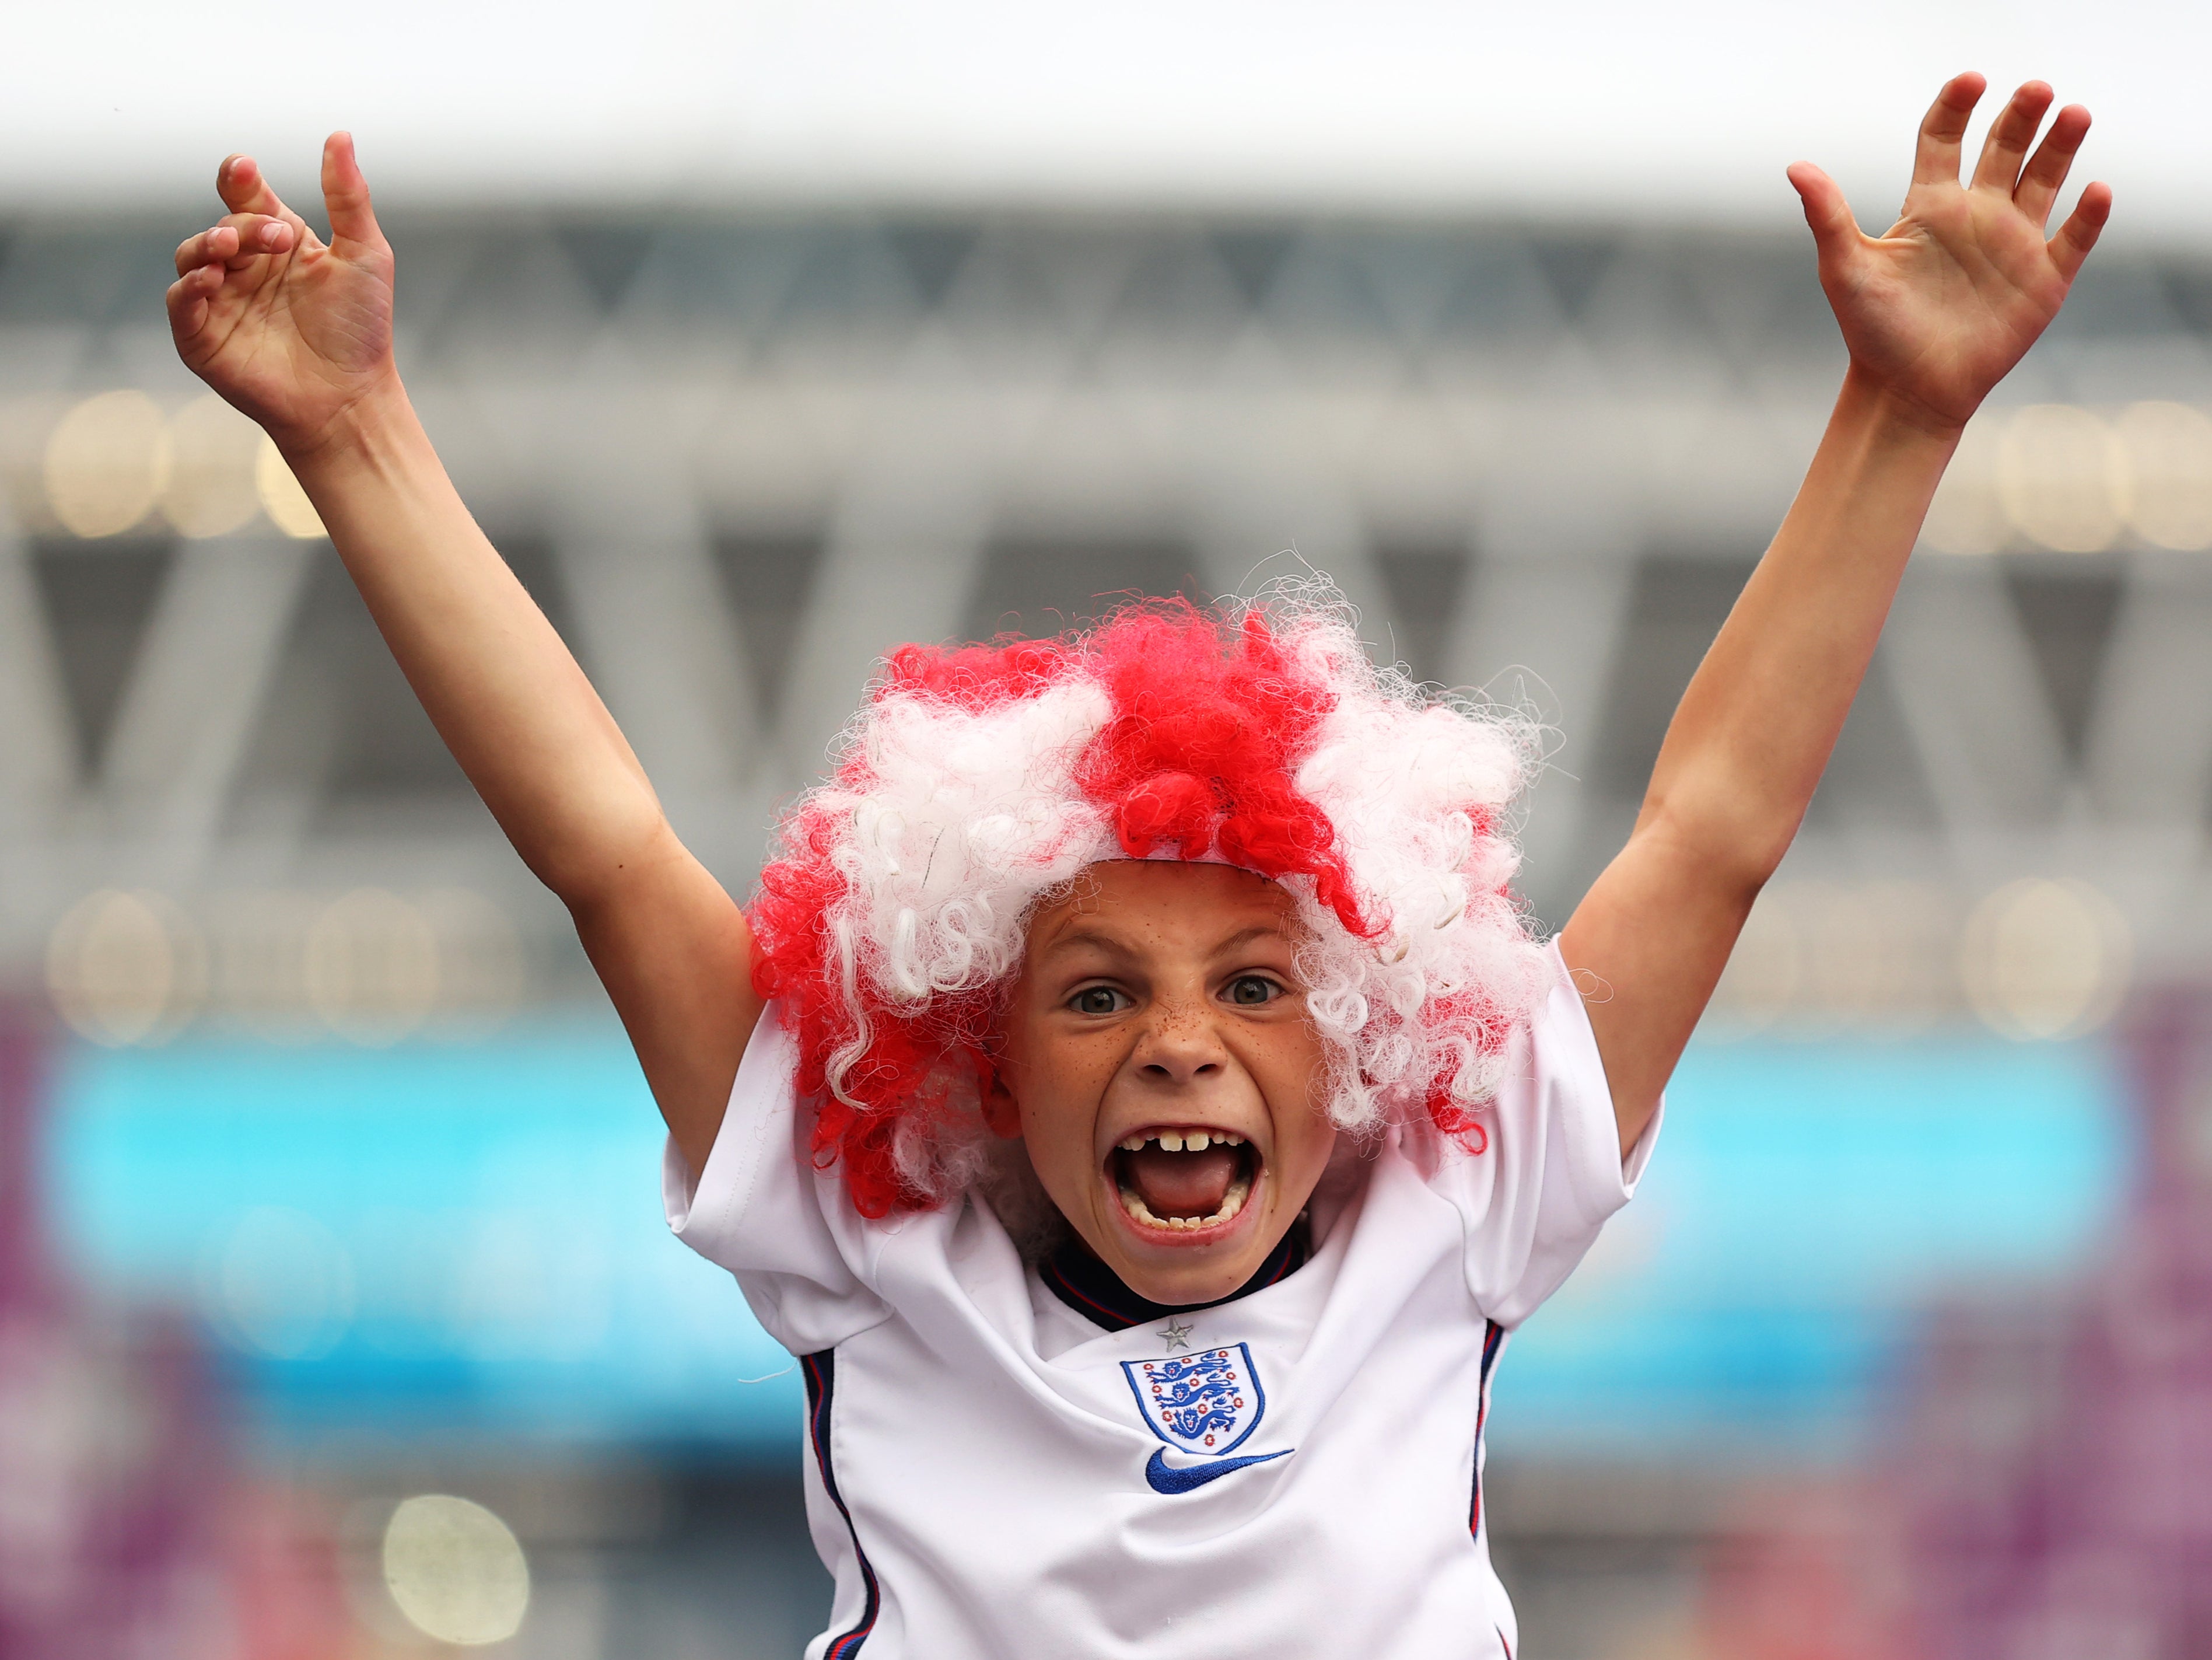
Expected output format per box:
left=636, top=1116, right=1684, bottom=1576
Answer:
left=12, top=0, right=2207, bottom=236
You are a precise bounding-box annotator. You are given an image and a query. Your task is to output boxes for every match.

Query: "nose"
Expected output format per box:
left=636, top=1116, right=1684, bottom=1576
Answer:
left=1132, top=998, right=1228, bottom=1086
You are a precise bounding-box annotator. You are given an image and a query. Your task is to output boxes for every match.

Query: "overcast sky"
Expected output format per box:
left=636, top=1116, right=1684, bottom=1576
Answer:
left=13, top=0, right=2206, bottom=240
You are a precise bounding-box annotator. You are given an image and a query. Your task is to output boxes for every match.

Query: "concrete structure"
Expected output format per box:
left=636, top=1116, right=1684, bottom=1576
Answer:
left=4, top=209, right=2208, bottom=1039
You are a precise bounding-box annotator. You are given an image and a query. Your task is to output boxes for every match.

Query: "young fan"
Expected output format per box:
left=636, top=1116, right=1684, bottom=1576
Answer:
left=168, top=74, right=2107, bottom=1657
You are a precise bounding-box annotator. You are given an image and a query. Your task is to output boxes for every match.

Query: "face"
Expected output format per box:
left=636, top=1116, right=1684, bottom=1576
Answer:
left=984, top=860, right=1335, bottom=1307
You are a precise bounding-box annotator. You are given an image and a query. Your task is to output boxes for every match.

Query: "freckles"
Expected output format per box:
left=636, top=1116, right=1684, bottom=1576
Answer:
left=1249, top=1025, right=1327, bottom=1109
left=1034, top=1031, right=1121, bottom=1104
left=1070, top=1043, right=1122, bottom=1092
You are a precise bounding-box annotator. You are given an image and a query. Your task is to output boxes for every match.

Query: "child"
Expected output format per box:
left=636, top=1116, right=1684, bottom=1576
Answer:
left=167, top=74, right=2106, bottom=1656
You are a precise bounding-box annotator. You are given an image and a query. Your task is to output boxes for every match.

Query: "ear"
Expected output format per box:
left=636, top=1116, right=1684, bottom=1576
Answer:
left=979, top=1059, right=1024, bottom=1140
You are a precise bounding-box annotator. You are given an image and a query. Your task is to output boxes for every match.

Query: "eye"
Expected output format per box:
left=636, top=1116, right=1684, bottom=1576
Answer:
left=1224, top=974, right=1282, bottom=1007
left=1070, top=985, right=1129, bottom=1016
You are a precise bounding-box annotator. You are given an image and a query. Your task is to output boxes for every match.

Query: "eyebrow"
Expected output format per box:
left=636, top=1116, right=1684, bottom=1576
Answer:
left=1038, top=922, right=1290, bottom=961
left=1038, top=927, right=1139, bottom=962
left=1211, top=925, right=1289, bottom=956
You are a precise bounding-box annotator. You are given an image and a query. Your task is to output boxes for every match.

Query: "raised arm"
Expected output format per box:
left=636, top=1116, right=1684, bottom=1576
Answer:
left=168, top=136, right=760, bottom=1173
left=1558, top=75, right=2112, bottom=1153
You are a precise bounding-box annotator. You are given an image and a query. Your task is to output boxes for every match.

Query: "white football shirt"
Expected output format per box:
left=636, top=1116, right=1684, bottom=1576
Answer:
left=665, top=941, right=1657, bottom=1659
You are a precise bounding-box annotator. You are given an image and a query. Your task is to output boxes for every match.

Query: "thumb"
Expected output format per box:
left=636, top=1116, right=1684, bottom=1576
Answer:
left=321, top=132, right=385, bottom=256
left=1787, top=162, right=1859, bottom=265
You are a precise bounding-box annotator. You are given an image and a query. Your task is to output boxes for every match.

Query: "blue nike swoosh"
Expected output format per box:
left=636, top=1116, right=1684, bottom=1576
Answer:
left=1144, top=1446, right=1293, bottom=1494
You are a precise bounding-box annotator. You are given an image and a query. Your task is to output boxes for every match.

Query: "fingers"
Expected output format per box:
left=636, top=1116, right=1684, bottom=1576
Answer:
left=1787, top=162, right=1861, bottom=265
left=2050, top=180, right=2113, bottom=283
left=172, top=216, right=293, bottom=277
left=2014, top=104, right=2092, bottom=228
left=216, top=153, right=321, bottom=255
left=174, top=224, right=236, bottom=277
left=320, top=131, right=386, bottom=256
left=216, top=153, right=292, bottom=219
left=165, top=262, right=223, bottom=347
left=1912, top=72, right=1986, bottom=187
left=1971, top=81, right=2056, bottom=194
left=165, top=217, right=281, bottom=348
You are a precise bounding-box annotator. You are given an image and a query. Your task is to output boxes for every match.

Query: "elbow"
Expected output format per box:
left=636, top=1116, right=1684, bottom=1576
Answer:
left=527, top=803, right=682, bottom=917
left=1633, top=797, right=1799, bottom=911
left=1720, top=822, right=1800, bottom=901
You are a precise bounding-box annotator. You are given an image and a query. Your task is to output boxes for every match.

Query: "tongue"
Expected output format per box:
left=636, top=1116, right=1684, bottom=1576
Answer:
left=1122, top=1145, right=1239, bottom=1220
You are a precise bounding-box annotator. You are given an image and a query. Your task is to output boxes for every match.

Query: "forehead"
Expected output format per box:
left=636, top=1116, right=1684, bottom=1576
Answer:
left=1026, top=861, right=1299, bottom=954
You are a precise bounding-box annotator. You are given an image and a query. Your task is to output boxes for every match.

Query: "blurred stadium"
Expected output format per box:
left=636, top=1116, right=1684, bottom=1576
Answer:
left=7, top=77, right=2212, bottom=1660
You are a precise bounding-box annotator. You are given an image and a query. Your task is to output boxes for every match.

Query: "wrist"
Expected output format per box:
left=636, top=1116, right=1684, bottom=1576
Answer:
left=1837, top=363, right=1972, bottom=449
left=276, top=370, right=419, bottom=478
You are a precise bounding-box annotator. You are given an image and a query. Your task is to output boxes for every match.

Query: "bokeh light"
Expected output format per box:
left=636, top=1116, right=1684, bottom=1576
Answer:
left=41, top=390, right=170, bottom=537
left=1998, top=404, right=2128, bottom=554
left=209, top=1207, right=357, bottom=1361
left=304, top=889, right=442, bottom=1045
left=1703, top=880, right=1959, bottom=1037
left=208, top=890, right=321, bottom=1043
left=2118, top=400, right=2212, bottom=552
left=44, top=889, right=205, bottom=1047
left=48, top=885, right=513, bottom=1049
left=161, top=393, right=264, bottom=539
left=382, top=1495, right=531, bottom=1647
left=1707, top=887, right=1803, bottom=1035
left=413, top=887, right=526, bottom=1030
left=1920, top=417, right=2011, bottom=556
left=1959, top=878, right=2132, bottom=1042
left=1923, top=402, right=2212, bottom=557
left=256, top=436, right=327, bottom=539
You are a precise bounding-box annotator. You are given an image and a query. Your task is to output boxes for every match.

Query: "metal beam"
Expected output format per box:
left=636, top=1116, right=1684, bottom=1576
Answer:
left=1447, top=501, right=1639, bottom=926
left=2085, top=553, right=2212, bottom=836
left=0, top=509, right=75, bottom=836
left=1880, top=555, right=2070, bottom=851
left=1192, top=469, right=1400, bottom=652
left=776, top=410, right=995, bottom=791
left=550, top=480, right=755, bottom=861
left=100, top=533, right=314, bottom=885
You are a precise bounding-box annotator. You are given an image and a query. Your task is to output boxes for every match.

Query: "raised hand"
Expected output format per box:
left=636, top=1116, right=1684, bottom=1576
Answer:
left=1787, top=74, right=2111, bottom=432
left=166, top=133, right=397, bottom=458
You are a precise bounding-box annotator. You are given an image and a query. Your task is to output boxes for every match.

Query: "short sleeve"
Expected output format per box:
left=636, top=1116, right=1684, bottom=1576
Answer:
left=1425, top=940, right=1660, bottom=1327
left=662, top=1004, right=893, bottom=1354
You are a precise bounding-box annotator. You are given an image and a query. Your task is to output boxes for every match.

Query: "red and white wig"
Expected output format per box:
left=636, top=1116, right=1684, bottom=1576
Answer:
left=748, top=589, right=1552, bottom=1218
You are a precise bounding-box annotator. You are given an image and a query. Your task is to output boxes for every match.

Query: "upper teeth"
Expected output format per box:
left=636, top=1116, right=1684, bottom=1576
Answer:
left=1116, top=1130, right=1245, bottom=1152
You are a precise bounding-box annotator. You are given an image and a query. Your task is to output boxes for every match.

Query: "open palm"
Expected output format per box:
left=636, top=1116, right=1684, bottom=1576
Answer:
left=1789, top=75, right=2111, bottom=432
left=166, top=133, right=397, bottom=457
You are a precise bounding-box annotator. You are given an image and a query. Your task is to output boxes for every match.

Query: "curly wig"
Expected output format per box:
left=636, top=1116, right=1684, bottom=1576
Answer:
left=747, top=587, right=1552, bottom=1218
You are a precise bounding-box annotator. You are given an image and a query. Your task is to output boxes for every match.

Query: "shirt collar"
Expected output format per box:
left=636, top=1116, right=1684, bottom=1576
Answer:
left=1039, top=1218, right=1310, bottom=1333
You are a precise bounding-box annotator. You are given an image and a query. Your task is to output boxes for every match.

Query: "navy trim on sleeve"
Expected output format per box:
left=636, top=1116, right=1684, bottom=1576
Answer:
left=1468, top=1319, right=1505, bottom=1540
left=802, top=1349, right=881, bottom=1658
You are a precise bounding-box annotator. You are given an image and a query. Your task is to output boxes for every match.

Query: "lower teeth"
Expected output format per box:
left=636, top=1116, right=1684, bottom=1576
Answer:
left=1118, top=1174, right=1252, bottom=1232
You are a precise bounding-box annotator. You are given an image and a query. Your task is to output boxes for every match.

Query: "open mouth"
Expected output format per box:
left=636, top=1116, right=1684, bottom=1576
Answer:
left=1110, top=1130, right=1258, bottom=1233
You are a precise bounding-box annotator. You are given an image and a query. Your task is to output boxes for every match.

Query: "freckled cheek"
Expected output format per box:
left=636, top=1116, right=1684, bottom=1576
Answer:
left=1056, top=1035, right=1123, bottom=1095
left=1249, top=1026, right=1325, bottom=1096
left=1018, top=1039, right=1121, bottom=1156
left=1247, top=1029, right=1331, bottom=1166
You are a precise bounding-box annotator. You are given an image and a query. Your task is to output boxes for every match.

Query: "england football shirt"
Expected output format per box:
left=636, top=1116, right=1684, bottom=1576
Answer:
left=664, top=941, right=1657, bottom=1659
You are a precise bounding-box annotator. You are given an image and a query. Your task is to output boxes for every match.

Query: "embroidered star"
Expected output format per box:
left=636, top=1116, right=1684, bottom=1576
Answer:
left=1158, top=1318, right=1195, bottom=1352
